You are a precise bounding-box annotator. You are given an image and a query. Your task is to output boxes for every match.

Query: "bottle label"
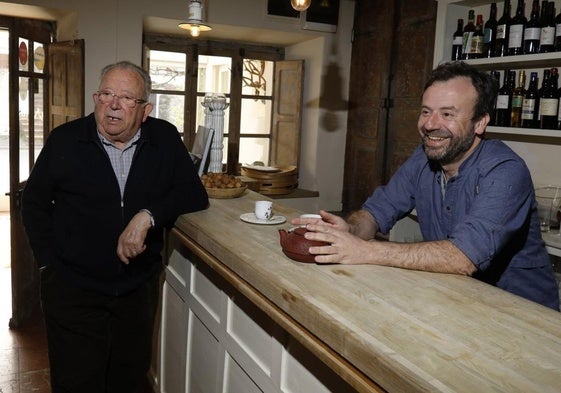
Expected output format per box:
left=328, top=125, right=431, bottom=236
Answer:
left=523, top=27, right=540, bottom=41
left=540, top=27, right=555, bottom=45
left=522, top=99, right=536, bottom=120
left=453, top=36, right=463, bottom=45
left=512, top=95, right=524, bottom=108
left=470, top=36, right=484, bottom=54
left=496, top=94, right=510, bottom=109
left=463, top=32, right=474, bottom=54
left=540, top=98, right=559, bottom=116
left=496, top=24, right=507, bottom=39
left=483, top=28, right=493, bottom=44
left=557, top=23, right=561, bottom=37
left=508, top=25, right=524, bottom=48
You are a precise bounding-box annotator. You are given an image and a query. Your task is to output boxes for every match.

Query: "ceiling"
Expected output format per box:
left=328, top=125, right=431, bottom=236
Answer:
left=143, top=16, right=319, bottom=47
left=0, top=1, right=320, bottom=48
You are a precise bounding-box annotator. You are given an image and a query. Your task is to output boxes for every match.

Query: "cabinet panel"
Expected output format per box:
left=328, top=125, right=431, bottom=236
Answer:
left=186, top=312, right=224, bottom=393
left=191, top=262, right=224, bottom=324
left=227, top=295, right=277, bottom=377
left=281, top=339, right=356, bottom=393
left=160, top=282, right=187, bottom=393
left=223, top=354, right=263, bottom=393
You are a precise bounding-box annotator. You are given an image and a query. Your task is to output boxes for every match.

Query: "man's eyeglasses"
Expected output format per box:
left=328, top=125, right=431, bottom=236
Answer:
left=96, top=91, right=147, bottom=108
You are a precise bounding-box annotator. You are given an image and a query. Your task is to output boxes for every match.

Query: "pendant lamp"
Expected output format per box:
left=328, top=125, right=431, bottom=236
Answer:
left=291, top=0, right=312, bottom=12
left=179, top=0, right=212, bottom=37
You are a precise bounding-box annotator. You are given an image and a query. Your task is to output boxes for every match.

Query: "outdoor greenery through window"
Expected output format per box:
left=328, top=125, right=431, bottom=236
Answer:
left=145, top=39, right=282, bottom=173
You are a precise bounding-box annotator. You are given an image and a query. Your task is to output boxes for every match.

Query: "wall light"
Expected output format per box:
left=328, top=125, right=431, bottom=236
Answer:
left=291, top=0, right=312, bottom=12
left=178, top=0, right=212, bottom=38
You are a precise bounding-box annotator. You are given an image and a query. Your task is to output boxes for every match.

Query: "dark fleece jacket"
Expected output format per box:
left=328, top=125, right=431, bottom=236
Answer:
left=22, top=114, right=209, bottom=296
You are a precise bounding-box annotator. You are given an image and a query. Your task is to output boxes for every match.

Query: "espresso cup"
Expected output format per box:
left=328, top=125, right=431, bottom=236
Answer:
left=255, top=200, right=273, bottom=220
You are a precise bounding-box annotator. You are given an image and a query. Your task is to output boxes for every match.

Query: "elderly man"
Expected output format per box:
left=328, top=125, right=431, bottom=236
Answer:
left=22, top=61, right=209, bottom=392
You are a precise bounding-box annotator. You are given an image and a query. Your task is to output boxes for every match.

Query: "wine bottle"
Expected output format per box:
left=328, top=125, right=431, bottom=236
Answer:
left=484, top=3, right=498, bottom=57
left=539, top=1, right=555, bottom=52
left=495, top=70, right=515, bottom=127
left=452, top=19, right=464, bottom=60
left=554, top=4, right=561, bottom=51
left=508, top=0, right=527, bottom=55
left=522, top=72, right=540, bottom=128
left=511, top=70, right=527, bottom=127
left=540, top=68, right=559, bottom=129
left=524, top=0, right=541, bottom=54
left=462, top=10, right=477, bottom=59
left=469, top=14, right=485, bottom=58
left=495, top=0, right=512, bottom=56
left=489, top=70, right=502, bottom=126
left=537, top=68, right=550, bottom=125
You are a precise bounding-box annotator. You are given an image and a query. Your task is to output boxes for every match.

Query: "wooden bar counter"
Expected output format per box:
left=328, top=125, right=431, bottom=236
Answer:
left=159, top=190, right=561, bottom=393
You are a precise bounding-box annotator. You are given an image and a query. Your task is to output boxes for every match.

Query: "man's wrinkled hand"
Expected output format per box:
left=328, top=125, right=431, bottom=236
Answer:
left=117, top=211, right=152, bottom=264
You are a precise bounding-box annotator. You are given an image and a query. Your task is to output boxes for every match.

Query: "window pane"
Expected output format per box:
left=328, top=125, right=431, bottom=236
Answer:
left=242, top=59, right=273, bottom=96
left=19, top=77, right=29, bottom=180
left=0, top=29, right=8, bottom=197
left=149, top=50, right=186, bottom=92
left=198, top=55, right=231, bottom=95
left=239, top=137, right=269, bottom=165
left=18, top=38, right=29, bottom=72
left=33, top=79, right=44, bottom=161
left=33, top=43, right=45, bottom=73
left=150, top=93, right=185, bottom=135
left=241, top=98, right=271, bottom=135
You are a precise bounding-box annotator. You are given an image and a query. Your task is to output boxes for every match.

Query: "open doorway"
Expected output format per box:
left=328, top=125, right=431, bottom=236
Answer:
left=0, top=214, right=10, bottom=325
left=0, top=28, right=11, bottom=326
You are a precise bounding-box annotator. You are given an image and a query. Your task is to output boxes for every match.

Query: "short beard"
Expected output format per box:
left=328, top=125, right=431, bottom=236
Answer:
left=422, top=126, right=476, bottom=165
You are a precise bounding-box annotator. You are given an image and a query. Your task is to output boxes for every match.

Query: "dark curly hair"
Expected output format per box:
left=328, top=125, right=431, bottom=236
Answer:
left=424, top=61, right=497, bottom=122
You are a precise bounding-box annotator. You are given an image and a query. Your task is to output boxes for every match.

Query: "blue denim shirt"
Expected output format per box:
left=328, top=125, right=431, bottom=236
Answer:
left=363, top=139, right=559, bottom=310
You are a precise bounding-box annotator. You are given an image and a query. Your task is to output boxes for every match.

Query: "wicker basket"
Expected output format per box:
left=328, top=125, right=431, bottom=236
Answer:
left=240, top=166, right=298, bottom=195
left=205, top=185, right=247, bottom=199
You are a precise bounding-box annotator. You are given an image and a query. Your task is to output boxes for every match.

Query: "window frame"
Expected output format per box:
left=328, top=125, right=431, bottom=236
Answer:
left=143, top=34, right=284, bottom=174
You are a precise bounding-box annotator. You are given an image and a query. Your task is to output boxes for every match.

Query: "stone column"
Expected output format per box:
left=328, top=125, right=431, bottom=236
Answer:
left=202, top=94, right=229, bottom=173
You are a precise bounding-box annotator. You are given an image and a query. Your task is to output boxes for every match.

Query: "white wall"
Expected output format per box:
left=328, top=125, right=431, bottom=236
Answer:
left=1, top=0, right=355, bottom=212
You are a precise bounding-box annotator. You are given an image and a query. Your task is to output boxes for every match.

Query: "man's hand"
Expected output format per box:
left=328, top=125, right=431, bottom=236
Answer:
left=303, top=223, right=371, bottom=264
left=117, top=211, right=152, bottom=264
left=290, top=210, right=350, bottom=232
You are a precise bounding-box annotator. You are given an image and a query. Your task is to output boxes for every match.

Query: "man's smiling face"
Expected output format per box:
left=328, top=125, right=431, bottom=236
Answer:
left=417, top=76, right=486, bottom=169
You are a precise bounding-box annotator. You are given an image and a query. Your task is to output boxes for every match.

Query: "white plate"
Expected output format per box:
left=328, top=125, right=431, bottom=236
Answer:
left=240, top=213, right=286, bottom=225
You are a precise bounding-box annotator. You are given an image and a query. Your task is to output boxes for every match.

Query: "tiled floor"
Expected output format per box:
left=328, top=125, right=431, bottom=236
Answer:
left=0, top=213, right=51, bottom=393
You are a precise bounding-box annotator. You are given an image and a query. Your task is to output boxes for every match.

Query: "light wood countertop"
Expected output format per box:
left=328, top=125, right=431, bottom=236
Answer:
left=174, top=190, right=561, bottom=393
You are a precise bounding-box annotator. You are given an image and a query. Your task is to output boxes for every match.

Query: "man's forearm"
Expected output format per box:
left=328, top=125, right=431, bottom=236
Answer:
left=368, top=239, right=477, bottom=276
left=347, top=209, right=379, bottom=240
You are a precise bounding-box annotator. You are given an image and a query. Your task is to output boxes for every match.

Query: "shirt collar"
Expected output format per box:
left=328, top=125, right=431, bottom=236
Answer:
left=97, top=129, right=141, bottom=150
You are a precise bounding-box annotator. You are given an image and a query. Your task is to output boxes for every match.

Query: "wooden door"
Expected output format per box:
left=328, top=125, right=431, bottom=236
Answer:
left=49, top=40, right=85, bottom=130
left=342, top=0, right=436, bottom=212
left=6, top=17, right=53, bottom=328
left=8, top=33, right=84, bottom=328
left=270, top=60, right=304, bottom=167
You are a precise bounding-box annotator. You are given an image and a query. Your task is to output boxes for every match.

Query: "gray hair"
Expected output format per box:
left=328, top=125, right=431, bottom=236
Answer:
left=100, top=61, right=152, bottom=101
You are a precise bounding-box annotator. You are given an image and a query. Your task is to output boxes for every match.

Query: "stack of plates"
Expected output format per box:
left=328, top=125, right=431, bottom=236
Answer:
left=240, top=165, right=298, bottom=195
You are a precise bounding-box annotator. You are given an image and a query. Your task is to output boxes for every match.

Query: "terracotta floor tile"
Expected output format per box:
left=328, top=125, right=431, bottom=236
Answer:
left=0, top=373, right=19, bottom=393
left=0, top=348, right=19, bottom=376
left=20, top=369, right=51, bottom=393
left=19, top=348, right=49, bottom=373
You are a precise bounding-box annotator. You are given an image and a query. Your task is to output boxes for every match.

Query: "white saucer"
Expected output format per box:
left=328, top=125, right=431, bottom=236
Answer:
left=240, top=213, right=286, bottom=225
